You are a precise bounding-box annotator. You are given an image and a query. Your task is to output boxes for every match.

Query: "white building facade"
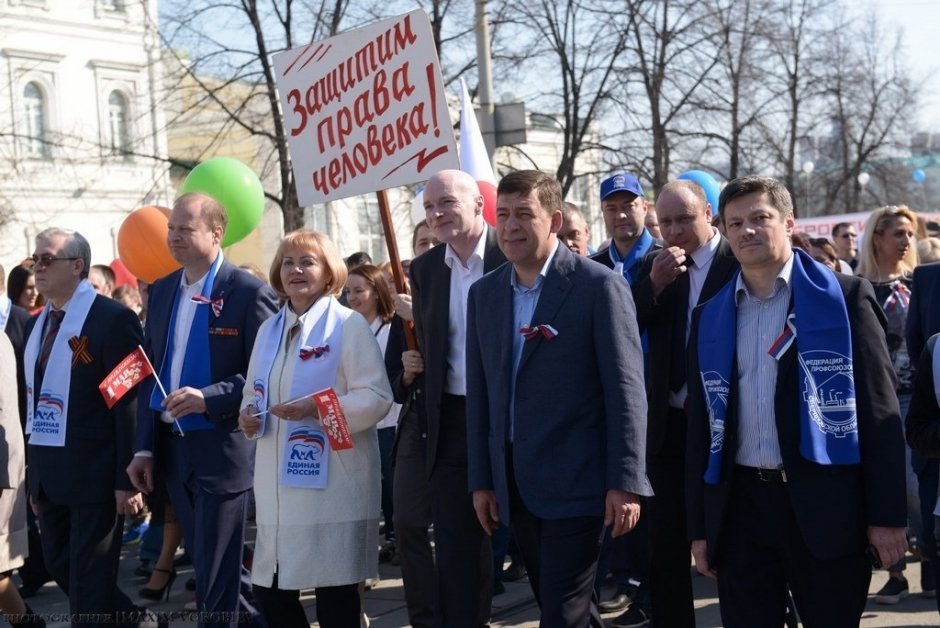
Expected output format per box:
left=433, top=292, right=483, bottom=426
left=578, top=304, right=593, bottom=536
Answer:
left=0, top=0, right=170, bottom=268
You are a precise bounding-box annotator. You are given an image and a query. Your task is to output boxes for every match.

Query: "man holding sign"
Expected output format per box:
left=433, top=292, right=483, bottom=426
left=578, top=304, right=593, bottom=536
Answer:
left=22, top=228, right=145, bottom=625
left=127, top=193, right=277, bottom=627
left=404, top=169, right=505, bottom=626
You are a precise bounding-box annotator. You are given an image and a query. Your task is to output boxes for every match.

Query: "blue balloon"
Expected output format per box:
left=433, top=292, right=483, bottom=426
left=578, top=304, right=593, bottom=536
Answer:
left=678, top=170, right=721, bottom=216
left=913, top=169, right=926, bottom=183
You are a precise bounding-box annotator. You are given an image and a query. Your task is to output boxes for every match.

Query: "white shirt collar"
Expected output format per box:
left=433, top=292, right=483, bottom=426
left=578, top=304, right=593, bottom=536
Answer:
left=690, top=228, right=721, bottom=269
left=180, top=252, right=224, bottom=291
left=444, top=224, right=488, bottom=271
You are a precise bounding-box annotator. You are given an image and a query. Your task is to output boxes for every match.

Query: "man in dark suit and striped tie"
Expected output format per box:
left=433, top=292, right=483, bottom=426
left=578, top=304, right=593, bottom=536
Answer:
left=628, top=180, right=739, bottom=627
left=23, top=228, right=146, bottom=627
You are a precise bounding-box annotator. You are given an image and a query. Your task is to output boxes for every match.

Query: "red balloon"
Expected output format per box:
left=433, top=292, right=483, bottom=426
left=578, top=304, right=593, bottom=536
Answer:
left=117, top=206, right=181, bottom=283
left=478, top=180, right=497, bottom=226
left=109, top=258, right=137, bottom=287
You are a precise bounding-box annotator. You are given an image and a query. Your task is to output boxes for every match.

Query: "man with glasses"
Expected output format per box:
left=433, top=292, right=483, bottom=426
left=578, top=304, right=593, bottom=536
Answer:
left=23, top=228, right=152, bottom=626
left=832, top=222, right=858, bottom=273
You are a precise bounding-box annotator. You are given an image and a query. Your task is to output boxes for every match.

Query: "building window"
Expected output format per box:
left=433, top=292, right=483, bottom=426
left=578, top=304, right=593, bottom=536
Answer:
left=107, top=90, right=131, bottom=158
left=23, top=81, right=49, bottom=158
left=100, top=0, right=125, bottom=11
left=357, top=196, right=386, bottom=261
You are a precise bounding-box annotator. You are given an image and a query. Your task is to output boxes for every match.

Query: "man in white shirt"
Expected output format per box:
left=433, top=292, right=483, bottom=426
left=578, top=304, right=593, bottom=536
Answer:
left=127, top=193, right=277, bottom=628
left=630, top=180, right=740, bottom=627
left=401, top=170, right=506, bottom=627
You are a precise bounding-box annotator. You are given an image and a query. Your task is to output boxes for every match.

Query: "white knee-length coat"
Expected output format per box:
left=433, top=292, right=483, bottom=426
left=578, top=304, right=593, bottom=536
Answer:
left=241, top=301, right=392, bottom=590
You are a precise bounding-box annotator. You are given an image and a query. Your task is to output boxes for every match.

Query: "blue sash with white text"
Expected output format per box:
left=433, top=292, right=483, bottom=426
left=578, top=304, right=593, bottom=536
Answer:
left=697, top=249, right=858, bottom=484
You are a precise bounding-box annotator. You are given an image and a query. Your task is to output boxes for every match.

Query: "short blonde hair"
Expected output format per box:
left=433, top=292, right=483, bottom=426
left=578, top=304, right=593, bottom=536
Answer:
left=856, top=205, right=919, bottom=280
left=269, top=230, right=347, bottom=300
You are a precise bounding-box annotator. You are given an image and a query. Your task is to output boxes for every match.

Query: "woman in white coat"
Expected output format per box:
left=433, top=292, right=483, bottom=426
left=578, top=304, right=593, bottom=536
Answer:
left=238, top=230, right=392, bottom=627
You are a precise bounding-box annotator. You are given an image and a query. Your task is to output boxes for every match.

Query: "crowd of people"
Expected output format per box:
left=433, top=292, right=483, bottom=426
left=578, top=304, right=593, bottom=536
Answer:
left=0, top=166, right=939, bottom=628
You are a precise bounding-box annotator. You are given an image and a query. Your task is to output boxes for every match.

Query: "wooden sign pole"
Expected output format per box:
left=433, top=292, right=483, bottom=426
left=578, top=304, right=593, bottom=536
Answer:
left=376, top=189, right=418, bottom=350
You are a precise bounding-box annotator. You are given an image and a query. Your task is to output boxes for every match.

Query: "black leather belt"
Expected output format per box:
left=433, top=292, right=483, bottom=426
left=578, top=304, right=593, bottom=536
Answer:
left=736, top=465, right=788, bottom=483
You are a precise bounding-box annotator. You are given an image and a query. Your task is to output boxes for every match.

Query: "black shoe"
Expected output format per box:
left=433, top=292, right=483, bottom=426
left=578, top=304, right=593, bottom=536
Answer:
left=378, top=540, right=397, bottom=563
left=16, top=581, right=48, bottom=599
left=139, top=568, right=177, bottom=602
left=502, top=561, right=527, bottom=582
left=598, top=591, right=632, bottom=613
left=610, top=606, right=650, bottom=628
left=874, top=575, right=909, bottom=604
left=185, top=576, right=196, bottom=592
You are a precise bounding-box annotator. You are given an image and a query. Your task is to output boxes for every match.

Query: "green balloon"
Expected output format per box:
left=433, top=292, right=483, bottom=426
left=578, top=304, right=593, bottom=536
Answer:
left=180, top=157, right=264, bottom=247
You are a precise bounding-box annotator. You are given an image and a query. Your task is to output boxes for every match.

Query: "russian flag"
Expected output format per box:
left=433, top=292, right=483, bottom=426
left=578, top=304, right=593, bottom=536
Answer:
left=458, top=78, right=497, bottom=226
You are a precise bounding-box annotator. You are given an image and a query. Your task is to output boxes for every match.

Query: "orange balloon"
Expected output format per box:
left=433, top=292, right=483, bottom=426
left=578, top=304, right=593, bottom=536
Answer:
left=118, top=206, right=180, bottom=283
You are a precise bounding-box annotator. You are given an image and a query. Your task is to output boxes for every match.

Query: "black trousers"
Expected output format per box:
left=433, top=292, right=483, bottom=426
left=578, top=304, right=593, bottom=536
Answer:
left=507, top=447, right=605, bottom=628
left=37, top=497, right=138, bottom=628
left=647, top=406, right=695, bottom=626
left=716, top=471, right=871, bottom=628
left=392, top=406, right=434, bottom=628
left=253, top=574, right=359, bottom=628
left=430, top=394, right=492, bottom=628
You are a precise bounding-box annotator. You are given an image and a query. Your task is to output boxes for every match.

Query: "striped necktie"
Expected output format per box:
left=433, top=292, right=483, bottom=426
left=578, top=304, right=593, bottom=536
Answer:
left=37, top=309, right=64, bottom=381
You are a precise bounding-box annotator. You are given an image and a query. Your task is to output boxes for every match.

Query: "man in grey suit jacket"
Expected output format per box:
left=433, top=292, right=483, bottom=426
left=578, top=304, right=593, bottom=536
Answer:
left=466, top=170, right=652, bottom=626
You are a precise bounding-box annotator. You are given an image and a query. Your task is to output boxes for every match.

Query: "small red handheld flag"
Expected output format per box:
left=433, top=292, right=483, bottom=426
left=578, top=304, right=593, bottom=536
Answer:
left=99, top=347, right=154, bottom=409
left=313, top=388, right=354, bottom=450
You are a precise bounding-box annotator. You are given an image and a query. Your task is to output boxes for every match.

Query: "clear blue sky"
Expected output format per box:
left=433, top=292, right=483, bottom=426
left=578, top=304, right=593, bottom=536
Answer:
left=870, top=0, right=939, bottom=129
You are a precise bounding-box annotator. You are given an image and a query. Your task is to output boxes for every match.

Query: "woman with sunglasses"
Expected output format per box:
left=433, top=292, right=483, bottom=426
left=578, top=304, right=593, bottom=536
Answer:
left=857, top=205, right=926, bottom=603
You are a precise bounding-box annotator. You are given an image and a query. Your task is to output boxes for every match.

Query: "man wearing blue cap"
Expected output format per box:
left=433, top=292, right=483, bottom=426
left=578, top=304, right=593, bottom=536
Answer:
left=589, top=172, right=659, bottom=623
left=589, top=172, right=660, bottom=286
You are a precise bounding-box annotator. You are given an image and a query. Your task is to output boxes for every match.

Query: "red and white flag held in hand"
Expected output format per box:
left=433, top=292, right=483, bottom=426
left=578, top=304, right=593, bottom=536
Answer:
left=312, top=388, right=354, bottom=451
left=99, top=347, right=154, bottom=409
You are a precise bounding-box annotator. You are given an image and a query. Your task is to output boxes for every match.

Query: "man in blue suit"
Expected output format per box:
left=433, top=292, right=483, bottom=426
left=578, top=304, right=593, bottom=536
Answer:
left=127, top=193, right=277, bottom=627
left=466, top=170, right=652, bottom=626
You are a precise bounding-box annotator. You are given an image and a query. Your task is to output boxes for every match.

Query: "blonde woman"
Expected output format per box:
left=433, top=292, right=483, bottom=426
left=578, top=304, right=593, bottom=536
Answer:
left=857, top=205, right=925, bottom=603
left=238, top=230, right=392, bottom=627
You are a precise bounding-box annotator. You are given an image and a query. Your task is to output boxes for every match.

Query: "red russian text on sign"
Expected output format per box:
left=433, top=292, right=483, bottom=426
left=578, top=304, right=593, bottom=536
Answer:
left=273, top=9, right=458, bottom=205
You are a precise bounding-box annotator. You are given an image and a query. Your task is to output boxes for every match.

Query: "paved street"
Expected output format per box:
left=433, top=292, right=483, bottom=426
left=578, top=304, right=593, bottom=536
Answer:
left=17, top=539, right=940, bottom=627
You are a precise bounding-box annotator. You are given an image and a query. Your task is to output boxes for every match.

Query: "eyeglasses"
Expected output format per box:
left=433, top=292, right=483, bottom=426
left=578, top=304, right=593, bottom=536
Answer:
left=30, top=254, right=79, bottom=267
left=882, top=205, right=901, bottom=214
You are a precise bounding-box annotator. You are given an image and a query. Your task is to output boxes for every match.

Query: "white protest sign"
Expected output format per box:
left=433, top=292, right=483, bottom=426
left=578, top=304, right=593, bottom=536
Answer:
left=796, top=211, right=940, bottom=239
left=273, top=10, right=458, bottom=205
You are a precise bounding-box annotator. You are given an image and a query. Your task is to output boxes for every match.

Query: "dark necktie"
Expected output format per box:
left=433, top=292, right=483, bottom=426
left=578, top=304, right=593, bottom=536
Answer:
left=669, top=258, right=695, bottom=392
left=37, top=309, right=64, bottom=383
